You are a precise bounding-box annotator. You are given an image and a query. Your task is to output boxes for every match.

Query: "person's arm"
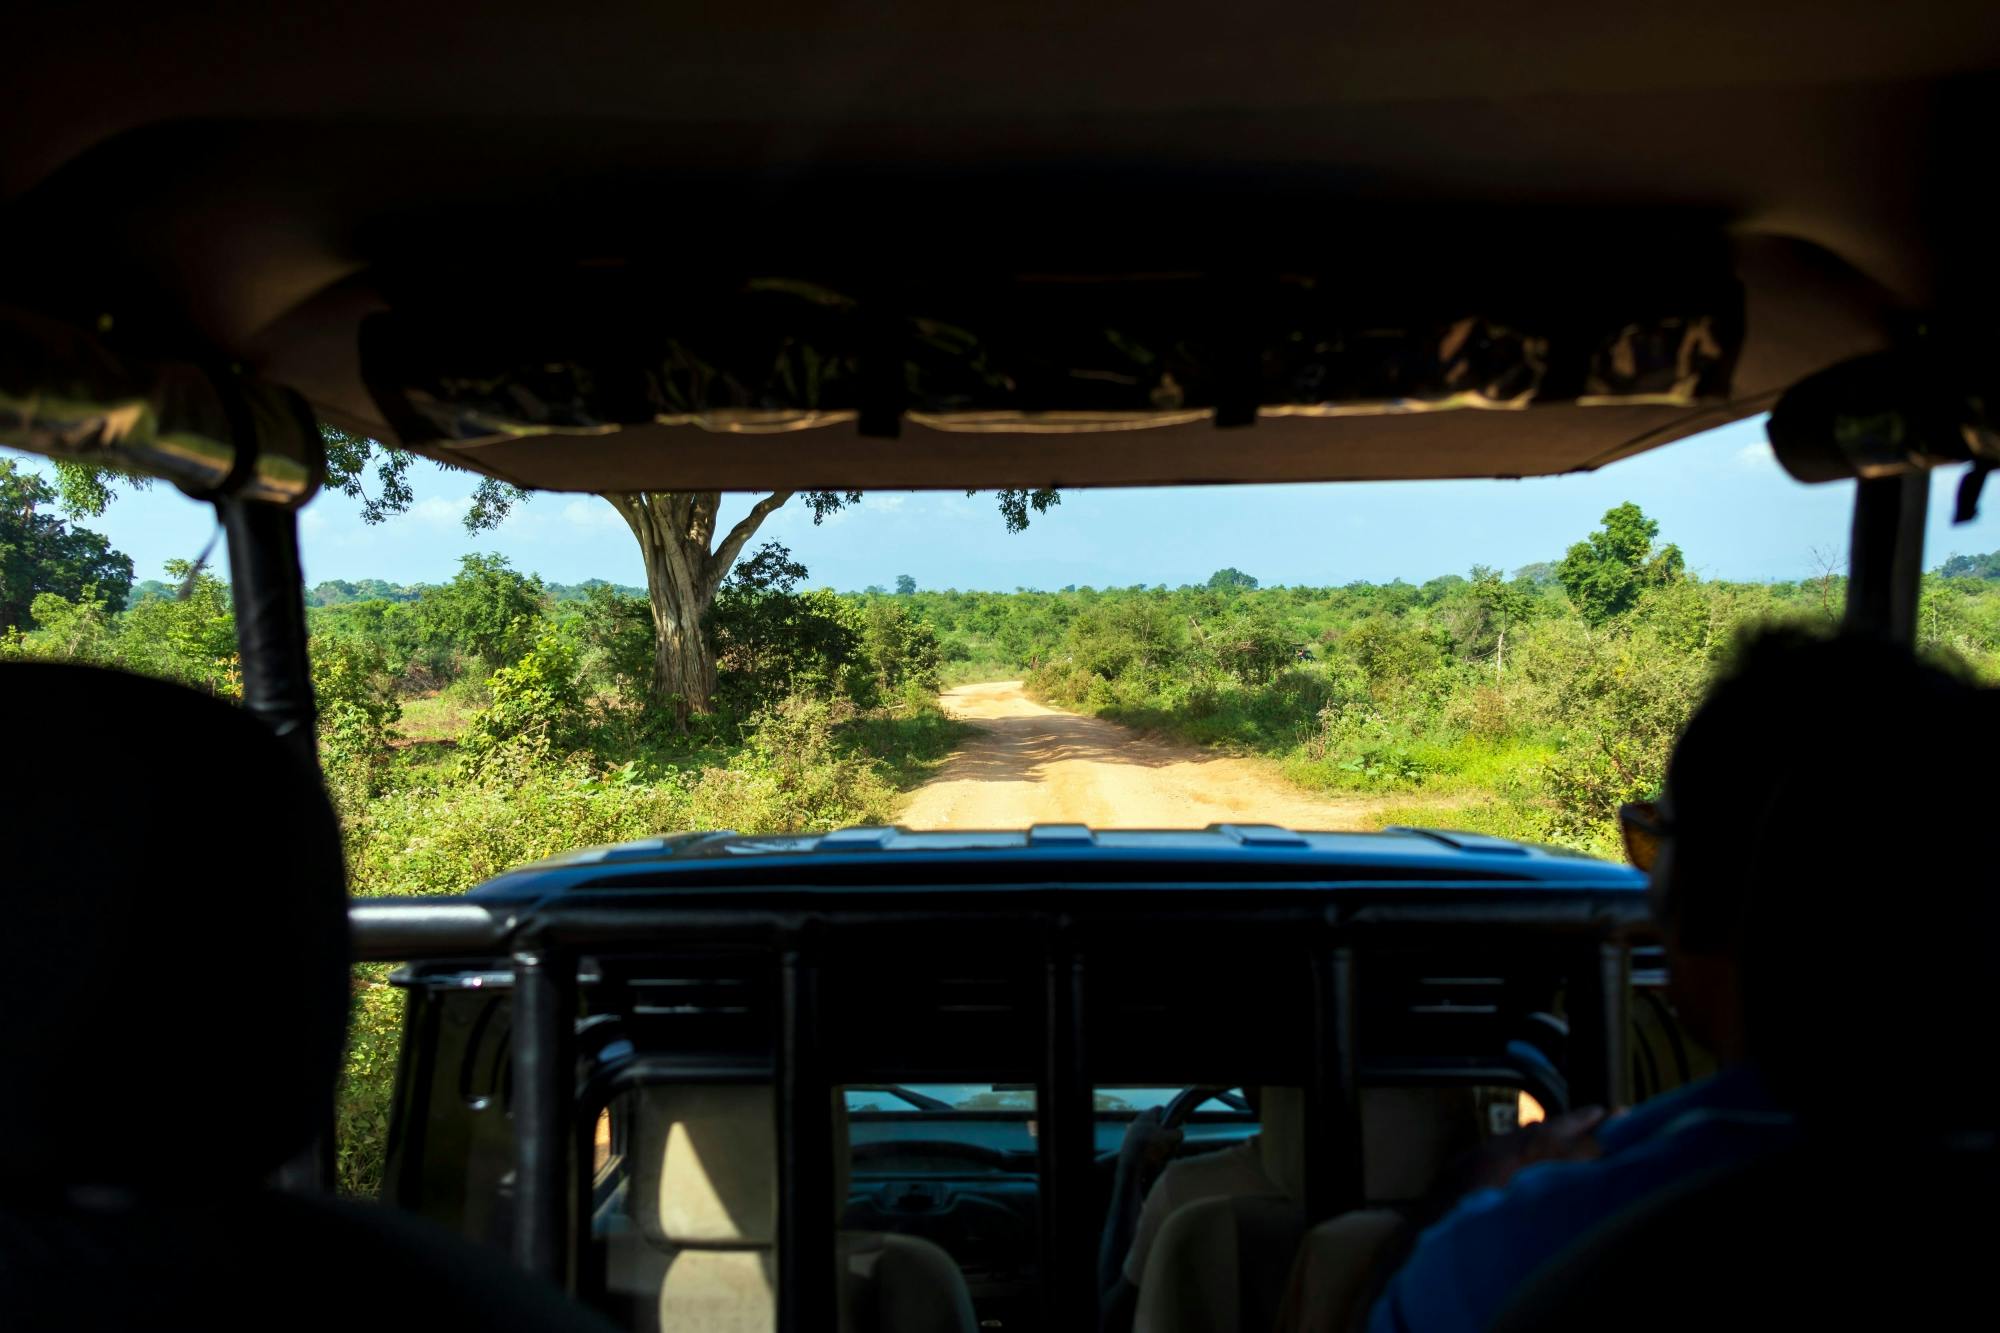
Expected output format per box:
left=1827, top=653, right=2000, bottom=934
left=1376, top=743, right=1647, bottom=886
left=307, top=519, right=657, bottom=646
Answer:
left=1098, top=1108, right=1181, bottom=1331
left=1363, top=1107, right=1611, bottom=1333
left=1411, top=1106, right=1607, bottom=1230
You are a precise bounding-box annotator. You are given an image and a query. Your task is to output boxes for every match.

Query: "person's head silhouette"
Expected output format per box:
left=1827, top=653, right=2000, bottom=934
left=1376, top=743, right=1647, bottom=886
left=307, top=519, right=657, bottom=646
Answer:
left=1623, top=630, right=1994, bottom=1128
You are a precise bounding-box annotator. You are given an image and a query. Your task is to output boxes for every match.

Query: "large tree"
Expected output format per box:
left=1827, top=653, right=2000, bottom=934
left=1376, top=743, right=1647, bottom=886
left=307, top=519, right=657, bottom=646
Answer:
left=1556, top=502, right=1685, bottom=626
left=55, top=432, right=1058, bottom=722
left=0, top=458, right=135, bottom=630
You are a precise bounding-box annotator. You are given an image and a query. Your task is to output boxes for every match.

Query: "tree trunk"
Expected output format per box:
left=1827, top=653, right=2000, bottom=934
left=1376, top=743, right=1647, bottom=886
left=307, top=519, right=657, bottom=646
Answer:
left=602, top=490, right=794, bottom=725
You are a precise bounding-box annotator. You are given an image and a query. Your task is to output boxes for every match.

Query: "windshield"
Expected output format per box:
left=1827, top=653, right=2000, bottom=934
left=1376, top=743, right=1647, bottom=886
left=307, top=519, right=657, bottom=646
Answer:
left=8, top=416, right=2000, bottom=1204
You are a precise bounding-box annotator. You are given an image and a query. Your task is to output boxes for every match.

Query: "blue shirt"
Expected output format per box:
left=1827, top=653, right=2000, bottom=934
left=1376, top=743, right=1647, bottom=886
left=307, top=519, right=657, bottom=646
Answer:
left=1367, top=1066, right=1794, bottom=1333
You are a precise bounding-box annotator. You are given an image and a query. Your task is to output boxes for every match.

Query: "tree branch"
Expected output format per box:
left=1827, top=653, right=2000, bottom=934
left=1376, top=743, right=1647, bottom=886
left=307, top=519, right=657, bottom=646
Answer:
left=706, top=490, right=796, bottom=595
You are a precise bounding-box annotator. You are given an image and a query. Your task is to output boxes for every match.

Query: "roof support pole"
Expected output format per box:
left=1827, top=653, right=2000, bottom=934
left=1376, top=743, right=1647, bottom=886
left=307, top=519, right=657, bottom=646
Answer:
left=221, top=496, right=334, bottom=1196
left=1844, top=473, right=1927, bottom=644
left=512, top=941, right=576, bottom=1283
left=1306, top=943, right=1363, bottom=1221
left=218, top=497, right=319, bottom=770
left=1565, top=941, right=1631, bottom=1110
left=777, top=945, right=836, bottom=1333
left=1041, top=925, right=1094, bottom=1333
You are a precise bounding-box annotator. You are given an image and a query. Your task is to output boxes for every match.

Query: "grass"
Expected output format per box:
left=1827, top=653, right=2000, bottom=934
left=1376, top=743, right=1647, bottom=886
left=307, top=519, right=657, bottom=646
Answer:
left=835, top=706, right=975, bottom=791
left=394, top=684, right=484, bottom=744
left=1361, top=793, right=1562, bottom=843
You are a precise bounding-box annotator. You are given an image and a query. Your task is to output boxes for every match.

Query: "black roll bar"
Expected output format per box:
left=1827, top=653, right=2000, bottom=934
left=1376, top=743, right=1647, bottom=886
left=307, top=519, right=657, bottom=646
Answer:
left=1307, top=945, right=1364, bottom=1219
left=1565, top=940, right=1633, bottom=1108
left=511, top=940, right=575, bottom=1281
left=1844, top=472, right=1928, bottom=644
left=1039, top=925, right=1093, bottom=1332
left=776, top=944, right=836, bottom=1333
left=219, top=496, right=320, bottom=769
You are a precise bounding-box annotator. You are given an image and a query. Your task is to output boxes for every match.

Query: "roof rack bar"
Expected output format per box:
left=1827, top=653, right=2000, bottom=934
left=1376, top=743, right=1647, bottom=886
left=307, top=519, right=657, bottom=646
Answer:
left=1040, top=927, right=1093, bottom=1332
left=816, top=826, right=901, bottom=850
left=510, top=940, right=575, bottom=1284
left=777, top=944, right=835, bottom=1332
left=1210, top=822, right=1312, bottom=847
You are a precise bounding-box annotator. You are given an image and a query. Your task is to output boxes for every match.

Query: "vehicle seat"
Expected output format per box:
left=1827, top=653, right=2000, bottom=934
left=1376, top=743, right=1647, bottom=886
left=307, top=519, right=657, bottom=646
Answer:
left=1136, top=1086, right=1482, bottom=1333
left=1267, top=1086, right=1498, bottom=1333
left=619, top=1083, right=976, bottom=1332
left=0, top=662, right=617, bottom=1333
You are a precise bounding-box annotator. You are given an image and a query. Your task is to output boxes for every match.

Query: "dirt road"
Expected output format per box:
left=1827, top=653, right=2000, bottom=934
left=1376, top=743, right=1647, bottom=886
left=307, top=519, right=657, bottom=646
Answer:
left=900, top=681, right=1389, bottom=831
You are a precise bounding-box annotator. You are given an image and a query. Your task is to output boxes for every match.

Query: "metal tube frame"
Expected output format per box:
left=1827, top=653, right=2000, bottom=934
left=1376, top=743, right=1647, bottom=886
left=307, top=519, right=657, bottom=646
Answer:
left=355, top=891, right=1650, bottom=1325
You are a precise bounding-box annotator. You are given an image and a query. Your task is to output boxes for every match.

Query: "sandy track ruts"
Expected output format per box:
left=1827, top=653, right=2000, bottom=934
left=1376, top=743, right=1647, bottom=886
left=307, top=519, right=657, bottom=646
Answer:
left=899, top=681, right=1390, bottom=831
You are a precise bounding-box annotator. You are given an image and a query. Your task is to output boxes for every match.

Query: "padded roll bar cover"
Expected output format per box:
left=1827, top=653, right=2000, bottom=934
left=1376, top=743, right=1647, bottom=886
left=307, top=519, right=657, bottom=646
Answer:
left=0, top=663, right=349, bottom=1186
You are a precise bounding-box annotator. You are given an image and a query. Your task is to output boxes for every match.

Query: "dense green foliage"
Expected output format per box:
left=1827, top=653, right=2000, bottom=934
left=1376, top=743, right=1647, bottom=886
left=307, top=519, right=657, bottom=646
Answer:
left=902, top=509, right=2000, bottom=854
left=1939, top=550, right=2000, bottom=580
left=0, top=459, right=134, bottom=629
left=306, top=575, right=648, bottom=606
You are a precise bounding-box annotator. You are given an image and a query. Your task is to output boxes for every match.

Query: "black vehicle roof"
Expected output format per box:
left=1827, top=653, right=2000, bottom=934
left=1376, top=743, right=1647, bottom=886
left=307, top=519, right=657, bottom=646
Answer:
left=459, top=825, right=1642, bottom=908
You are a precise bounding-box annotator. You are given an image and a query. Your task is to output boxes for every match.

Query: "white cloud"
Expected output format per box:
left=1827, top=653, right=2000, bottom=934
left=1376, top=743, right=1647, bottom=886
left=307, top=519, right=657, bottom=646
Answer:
left=559, top=497, right=625, bottom=531
left=1731, top=438, right=1777, bottom=473
left=411, top=495, right=473, bottom=526
left=298, top=507, right=328, bottom=535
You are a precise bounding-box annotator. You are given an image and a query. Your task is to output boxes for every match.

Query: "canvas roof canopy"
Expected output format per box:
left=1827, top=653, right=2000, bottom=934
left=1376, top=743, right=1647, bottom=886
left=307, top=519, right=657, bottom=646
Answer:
left=6, top=1, right=1999, bottom=494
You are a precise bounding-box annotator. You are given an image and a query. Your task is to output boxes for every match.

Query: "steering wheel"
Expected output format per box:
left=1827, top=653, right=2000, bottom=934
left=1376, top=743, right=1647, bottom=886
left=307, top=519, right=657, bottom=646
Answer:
left=1159, top=1084, right=1237, bottom=1131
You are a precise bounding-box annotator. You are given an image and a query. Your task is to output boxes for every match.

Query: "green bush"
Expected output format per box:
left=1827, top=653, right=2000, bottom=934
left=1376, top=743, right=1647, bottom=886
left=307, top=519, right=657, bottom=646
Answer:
left=462, top=624, right=593, bottom=759
left=710, top=543, right=867, bottom=713
left=860, top=599, right=945, bottom=700
left=681, top=694, right=901, bottom=833
left=1522, top=618, right=1709, bottom=847
left=412, top=553, right=549, bottom=675
left=313, top=633, right=404, bottom=807
left=573, top=582, right=657, bottom=705
left=343, top=743, right=691, bottom=897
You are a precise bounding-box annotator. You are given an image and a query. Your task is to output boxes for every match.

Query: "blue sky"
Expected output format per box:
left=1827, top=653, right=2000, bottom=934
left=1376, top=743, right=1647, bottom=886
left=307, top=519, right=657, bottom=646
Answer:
left=13, top=415, right=1999, bottom=592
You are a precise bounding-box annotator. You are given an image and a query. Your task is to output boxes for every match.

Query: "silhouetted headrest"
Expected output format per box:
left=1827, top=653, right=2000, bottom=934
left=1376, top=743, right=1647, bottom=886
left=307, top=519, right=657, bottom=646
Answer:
left=1257, top=1085, right=1483, bottom=1204
left=0, top=663, right=349, bottom=1187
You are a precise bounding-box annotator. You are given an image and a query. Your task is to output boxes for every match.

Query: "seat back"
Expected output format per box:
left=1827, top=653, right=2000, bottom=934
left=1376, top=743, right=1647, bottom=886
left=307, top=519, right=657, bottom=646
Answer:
left=0, top=662, right=350, bottom=1188
left=1253, top=1087, right=1484, bottom=1210
left=627, top=1085, right=779, bottom=1332
left=1142, top=1085, right=1483, bottom=1333
left=618, top=1084, right=974, bottom=1333
left=0, top=663, right=615, bottom=1333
